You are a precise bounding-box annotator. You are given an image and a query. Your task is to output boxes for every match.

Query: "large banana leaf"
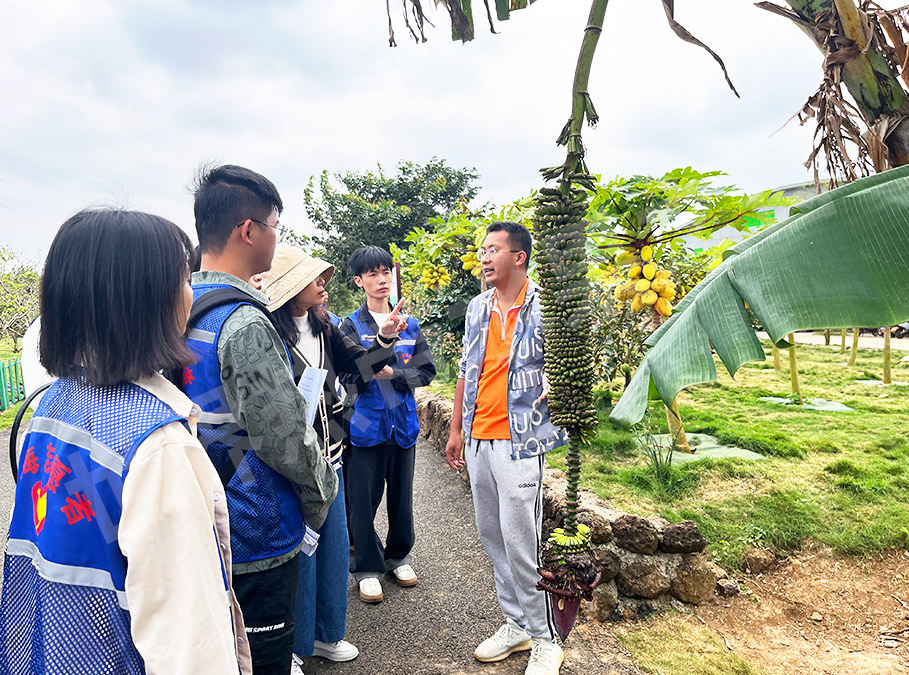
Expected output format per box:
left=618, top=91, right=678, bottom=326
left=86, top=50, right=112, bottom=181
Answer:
left=609, top=165, right=909, bottom=427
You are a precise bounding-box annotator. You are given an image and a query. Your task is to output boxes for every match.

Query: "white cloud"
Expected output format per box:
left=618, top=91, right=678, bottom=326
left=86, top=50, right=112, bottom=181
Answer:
left=0, top=0, right=891, bottom=259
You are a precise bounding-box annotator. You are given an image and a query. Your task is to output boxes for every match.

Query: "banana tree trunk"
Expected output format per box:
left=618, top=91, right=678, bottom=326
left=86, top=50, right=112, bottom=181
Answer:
left=848, top=328, right=860, bottom=366
left=840, top=328, right=847, bottom=354
left=781, top=0, right=909, bottom=167
left=772, top=343, right=782, bottom=370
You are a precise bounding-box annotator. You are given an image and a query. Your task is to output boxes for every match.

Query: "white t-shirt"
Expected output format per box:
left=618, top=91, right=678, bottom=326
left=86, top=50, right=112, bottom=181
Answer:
left=292, top=314, right=321, bottom=368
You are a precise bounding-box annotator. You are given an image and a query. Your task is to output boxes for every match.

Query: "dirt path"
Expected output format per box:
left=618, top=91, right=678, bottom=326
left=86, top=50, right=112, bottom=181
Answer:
left=301, top=439, right=642, bottom=675
left=697, top=545, right=909, bottom=674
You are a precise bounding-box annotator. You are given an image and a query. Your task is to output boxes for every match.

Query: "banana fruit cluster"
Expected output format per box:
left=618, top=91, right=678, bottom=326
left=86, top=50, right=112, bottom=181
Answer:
left=612, top=245, right=676, bottom=317
left=419, top=264, right=451, bottom=290
left=533, top=186, right=597, bottom=444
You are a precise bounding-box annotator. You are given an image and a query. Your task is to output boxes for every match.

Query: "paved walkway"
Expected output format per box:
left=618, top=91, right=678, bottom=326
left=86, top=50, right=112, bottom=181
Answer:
left=302, top=440, right=640, bottom=674
left=757, top=330, right=909, bottom=351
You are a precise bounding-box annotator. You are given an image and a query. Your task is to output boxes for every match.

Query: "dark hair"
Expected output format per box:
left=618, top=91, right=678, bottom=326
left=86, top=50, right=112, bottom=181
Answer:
left=193, top=164, right=283, bottom=254
left=486, top=221, right=532, bottom=267
left=191, top=244, right=202, bottom=272
left=348, top=245, right=394, bottom=278
left=40, top=209, right=196, bottom=387
left=272, top=304, right=331, bottom=348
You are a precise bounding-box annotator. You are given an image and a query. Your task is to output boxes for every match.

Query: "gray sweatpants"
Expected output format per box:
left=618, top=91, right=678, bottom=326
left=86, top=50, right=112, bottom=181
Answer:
left=466, top=437, right=555, bottom=640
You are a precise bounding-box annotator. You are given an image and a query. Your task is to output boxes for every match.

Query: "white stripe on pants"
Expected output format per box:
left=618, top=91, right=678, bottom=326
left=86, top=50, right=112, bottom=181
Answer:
left=466, top=437, right=555, bottom=640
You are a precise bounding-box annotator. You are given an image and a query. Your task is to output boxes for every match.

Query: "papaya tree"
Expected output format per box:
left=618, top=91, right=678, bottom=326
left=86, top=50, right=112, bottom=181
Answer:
left=589, top=169, right=790, bottom=439
left=609, top=166, right=909, bottom=428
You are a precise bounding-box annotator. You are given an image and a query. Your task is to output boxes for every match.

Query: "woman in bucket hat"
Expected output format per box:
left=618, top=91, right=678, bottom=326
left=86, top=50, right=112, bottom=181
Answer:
left=262, top=246, right=403, bottom=669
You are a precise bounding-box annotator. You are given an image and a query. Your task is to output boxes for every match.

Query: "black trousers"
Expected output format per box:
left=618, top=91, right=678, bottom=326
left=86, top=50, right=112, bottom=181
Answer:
left=233, top=553, right=300, bottom=675
left=346, top=441, right=415, bottom=579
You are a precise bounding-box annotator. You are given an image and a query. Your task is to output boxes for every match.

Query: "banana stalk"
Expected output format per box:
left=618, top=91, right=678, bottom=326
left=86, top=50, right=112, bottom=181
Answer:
left=533, top=0, right=608, bottom=642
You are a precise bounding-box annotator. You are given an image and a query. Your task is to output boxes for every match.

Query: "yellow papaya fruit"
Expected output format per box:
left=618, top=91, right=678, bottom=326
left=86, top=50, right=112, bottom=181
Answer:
left=628, top=265, right=642, bottom=279
left=617, top=281, right=637, bottom=301
left=642, top=290, right=658, bottom=306
left=630, top=293, right=644, bottom=313
left=651, top=278, right=668, bottom=293
left=634, top=279, right=651, bottom=293
left=641, top=245, right=653, bottom=262
left=655, top=297, right=673, bottom=317
left=655, top=269, right=671, bottom=279
left=642, top=263, right=656, bottom=280
left=659, top=288, right=676, bottom=300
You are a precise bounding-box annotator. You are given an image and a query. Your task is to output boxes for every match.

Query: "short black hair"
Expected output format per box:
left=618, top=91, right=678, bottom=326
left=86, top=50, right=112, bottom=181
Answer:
left=348, top=245, right=394, bottom=277
left=40, top=209, right=196, bottom=387
left=486, top=221, right=532, bottom=267
left=193, top=164, right=283, bottom=254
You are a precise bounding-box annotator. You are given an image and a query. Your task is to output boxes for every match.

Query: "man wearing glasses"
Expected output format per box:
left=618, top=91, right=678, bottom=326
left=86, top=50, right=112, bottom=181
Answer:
left=446, top=222, right=568, bottom=675
left=184, top=164, right=338, bottom=675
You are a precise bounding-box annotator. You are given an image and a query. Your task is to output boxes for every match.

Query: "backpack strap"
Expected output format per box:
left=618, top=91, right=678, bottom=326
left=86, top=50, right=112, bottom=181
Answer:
left=178, top=286, right=284, bottom=488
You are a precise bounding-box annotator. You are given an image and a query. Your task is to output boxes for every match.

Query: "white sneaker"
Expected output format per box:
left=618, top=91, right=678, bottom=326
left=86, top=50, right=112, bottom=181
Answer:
left=474, top=619, right=532, bottom=662
left=391, top=563, right=418, bottom=587
left=312, top=639, right=359, bottom=662
left=524, top=638, right=564, bottom=675
left=359, top=577, right=383, bottom=603
left=291, top=653, right=305, bottom=675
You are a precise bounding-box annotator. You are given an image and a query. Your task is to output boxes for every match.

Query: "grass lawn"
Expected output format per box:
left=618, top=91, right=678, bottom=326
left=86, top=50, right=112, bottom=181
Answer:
left=547, top=339, right=909, bottom=569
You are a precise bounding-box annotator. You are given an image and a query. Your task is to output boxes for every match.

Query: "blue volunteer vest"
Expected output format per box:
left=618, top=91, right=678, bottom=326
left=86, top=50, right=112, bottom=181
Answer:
left=182, top=283, right=304, bottom=564
left=346, top=310, right=421, bottom=449
left=0, top=375, right=199, bottom=675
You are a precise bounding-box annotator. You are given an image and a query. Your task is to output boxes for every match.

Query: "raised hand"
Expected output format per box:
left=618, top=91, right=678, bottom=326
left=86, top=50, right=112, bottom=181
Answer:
left=379, top=298, right=408, bottom=338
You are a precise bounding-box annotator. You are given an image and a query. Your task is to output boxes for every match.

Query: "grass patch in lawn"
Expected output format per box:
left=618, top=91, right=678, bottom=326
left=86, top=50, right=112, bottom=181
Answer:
left=557, top=341, right=909, bottom=568
left=616, top=615, right=768, bottom=675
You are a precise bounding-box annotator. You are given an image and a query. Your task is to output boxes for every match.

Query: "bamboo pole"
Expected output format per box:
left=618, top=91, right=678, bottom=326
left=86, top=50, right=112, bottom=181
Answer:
left=665, top=396, right=692, bottom=454
left=788, top=332, right=802, bottom=404
left=772, top=344, right=781, bottom=370
left=884, top=327, right=892, bottom=384
left=840, top=328, right=847, bottom=355
left=848, top=328, right=860, bottom=366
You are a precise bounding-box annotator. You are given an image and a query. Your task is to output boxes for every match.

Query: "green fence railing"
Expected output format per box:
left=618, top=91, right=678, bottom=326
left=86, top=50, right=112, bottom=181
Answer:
left=1, top=358, right=25, bottom=412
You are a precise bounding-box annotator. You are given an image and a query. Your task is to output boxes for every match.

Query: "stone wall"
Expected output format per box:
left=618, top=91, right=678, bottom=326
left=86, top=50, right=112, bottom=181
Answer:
left=416, top=390, right=735, bottom=621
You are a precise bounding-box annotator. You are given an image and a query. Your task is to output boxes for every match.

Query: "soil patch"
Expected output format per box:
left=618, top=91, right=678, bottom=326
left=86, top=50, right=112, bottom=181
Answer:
left=698, top=544, right=909, bottom=674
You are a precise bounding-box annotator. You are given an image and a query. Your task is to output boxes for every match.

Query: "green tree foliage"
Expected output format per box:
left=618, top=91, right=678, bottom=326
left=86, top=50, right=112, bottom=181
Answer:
left=303, top=158, right=480, bottom=285
left=391, top=197, right=535, bottom=375
left=0, top=247, right=40, bottom=352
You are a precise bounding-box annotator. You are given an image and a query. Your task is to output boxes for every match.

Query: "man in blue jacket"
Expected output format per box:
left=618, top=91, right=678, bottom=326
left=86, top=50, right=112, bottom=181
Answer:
left=341, top=246, right=436, bottom=604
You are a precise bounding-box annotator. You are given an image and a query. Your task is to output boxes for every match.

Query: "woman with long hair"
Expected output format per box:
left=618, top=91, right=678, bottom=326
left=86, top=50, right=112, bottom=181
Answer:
left=0, top=209, right=250, bottom=674
left=262, top=247, right=400, bottom=668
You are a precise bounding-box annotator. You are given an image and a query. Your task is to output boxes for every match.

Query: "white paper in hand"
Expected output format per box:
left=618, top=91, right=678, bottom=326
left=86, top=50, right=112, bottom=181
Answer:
left=297, top=367, right=328, bottom=426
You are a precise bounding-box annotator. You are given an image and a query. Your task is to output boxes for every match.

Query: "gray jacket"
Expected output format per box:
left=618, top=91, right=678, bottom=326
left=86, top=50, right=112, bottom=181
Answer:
left=458, top=280, right=569, bottom=459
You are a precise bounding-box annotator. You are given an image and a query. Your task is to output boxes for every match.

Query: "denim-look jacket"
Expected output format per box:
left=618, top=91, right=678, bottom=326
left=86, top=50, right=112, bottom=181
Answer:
left=458, top=280, right=569, bottom=460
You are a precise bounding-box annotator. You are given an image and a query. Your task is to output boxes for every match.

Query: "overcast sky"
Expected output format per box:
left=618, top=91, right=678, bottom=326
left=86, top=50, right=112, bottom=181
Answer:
left=0, top=1, right=880, bottom=263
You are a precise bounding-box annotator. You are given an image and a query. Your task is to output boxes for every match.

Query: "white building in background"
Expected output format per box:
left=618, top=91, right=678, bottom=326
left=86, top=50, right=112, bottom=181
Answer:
left=684, top=181, right=830, bottom=252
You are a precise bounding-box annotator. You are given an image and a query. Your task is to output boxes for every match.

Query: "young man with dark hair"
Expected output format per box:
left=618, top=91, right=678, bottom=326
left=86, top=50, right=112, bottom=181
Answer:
left=446, top=222, right=567, bottom=675
left=341, top=245, right=436, bottom=604
left=184, top=165, right=407, bottom=675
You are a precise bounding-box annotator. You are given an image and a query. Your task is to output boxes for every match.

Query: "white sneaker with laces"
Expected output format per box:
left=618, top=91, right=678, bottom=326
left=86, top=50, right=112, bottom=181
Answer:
left=391, top=563, right=418, bottom=587
left=312, top=639, right=359, bottom=662
left=359, top=577, right=383, bottom=603
left=524, top=638, right=564, bottom=675
left=291, top=653, right=305, bottom=675
left=474, top=619, right=532, bottom=662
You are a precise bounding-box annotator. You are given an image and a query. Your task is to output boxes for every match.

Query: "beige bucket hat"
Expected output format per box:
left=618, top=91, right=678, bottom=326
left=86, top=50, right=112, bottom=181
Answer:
left=261, top=246, right=335, bottom=312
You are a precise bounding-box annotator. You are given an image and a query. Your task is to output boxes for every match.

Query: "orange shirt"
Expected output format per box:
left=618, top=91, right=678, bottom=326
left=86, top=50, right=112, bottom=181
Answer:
left=471, top=279, right=529, bottom=440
